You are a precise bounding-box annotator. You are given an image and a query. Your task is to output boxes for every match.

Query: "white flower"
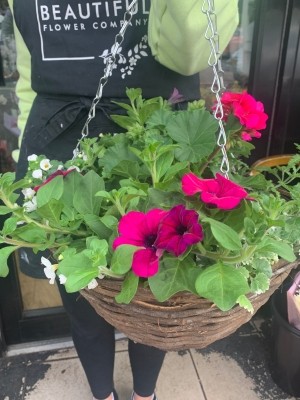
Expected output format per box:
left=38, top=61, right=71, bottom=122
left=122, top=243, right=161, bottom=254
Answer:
left=40, top=159, right=52, bottom=171
left=67, top=165, right=80, bottom=172
left=58, top=274, right=67, bottom=284
left=41, top=257, right=57, bottom=284
left=57, top=165, right=64, bottom=170
left=16, top=220, right=26, bottom=225
left=32, top=169, right=43, bottom=179
left=27, top=154, right=38, bottom=161
left=22, top=188, right=35, bottom=200
left=23, top=196, right=37, bottom=212
left=87, top=278, right=98, bottom=290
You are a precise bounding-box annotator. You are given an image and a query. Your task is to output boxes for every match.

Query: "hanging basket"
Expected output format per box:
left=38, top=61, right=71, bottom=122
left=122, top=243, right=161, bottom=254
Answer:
left=80, top=259, right=299, bottom=351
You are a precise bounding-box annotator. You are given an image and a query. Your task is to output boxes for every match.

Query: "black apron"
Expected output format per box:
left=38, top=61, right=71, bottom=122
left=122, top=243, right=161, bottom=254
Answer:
left=13, top=0, right=200, bottom=277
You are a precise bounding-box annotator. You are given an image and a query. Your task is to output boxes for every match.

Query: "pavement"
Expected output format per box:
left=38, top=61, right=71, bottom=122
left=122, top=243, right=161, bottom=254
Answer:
left=0, top=309, right=299, bottom=400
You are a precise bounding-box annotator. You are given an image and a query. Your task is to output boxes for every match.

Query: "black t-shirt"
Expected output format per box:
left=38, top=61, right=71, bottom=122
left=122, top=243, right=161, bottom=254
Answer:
left=13, top=0, right=200, bottom=100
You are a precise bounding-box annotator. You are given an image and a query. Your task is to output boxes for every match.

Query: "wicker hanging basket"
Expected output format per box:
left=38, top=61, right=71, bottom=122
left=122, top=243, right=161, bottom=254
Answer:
left=81, top=259, right=299, bottom=351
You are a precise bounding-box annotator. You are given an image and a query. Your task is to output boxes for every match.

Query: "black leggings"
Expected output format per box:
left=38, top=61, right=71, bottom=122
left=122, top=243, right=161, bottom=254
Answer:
left=58, top=285, right=166, bottom=400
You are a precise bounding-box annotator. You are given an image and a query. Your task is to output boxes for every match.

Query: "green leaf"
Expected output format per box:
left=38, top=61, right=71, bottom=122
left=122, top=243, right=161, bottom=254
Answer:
left=0, top=172, right=15, bottom=188
left=37, top=199, right=64, bottom=226
left=149, top=257, right=199, bottom=302
left=237, top=295, right=254, bottom=313
left=14, top=223, right=47, bottom=243
left=165, top=109, right=218, bottom=162
left=195, top=263, right=250, bottom=311
left=155, top=151, right=174, bottom=182
left=115, top=272, right=139, bottom=304
left=110, top=245, right=139, bottom=275
left=58, top=250, right=99, bottom=293
left=98, top=142, right=139, bottom=174
left=111, top=160, right=140, bottom=179
left=257, top=237, right=296, bottom=262
left=250, top=272, right=270, bottom=294
left=204, top=218, right=242, bottom=251
left=147, top=188, right=183, bottom=208
left=61, top=171, right=83, bottom=207
left=73, top=170, right=104, bottom=215
left=36, top=175, right=64, bottom=208
left=252, top=258, right=272, bottom=278
left=2, top=217, right=19, bottom=236
left=0, top=206, right=12, bottom=215
left=84, top=214, right=114, bottom=239
left=0, top=245, right=18, bottom=277
left=163, top=161, right=189, bottom=181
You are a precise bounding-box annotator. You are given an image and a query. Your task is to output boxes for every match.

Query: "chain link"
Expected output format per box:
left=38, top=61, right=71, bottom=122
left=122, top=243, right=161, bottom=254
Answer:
left=202, top=0, right=229, bottom=177
left=72, top=0, right=138, bottom=158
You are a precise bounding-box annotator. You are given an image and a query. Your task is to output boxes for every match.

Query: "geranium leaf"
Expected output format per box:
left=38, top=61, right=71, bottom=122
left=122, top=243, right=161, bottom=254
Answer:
left=204, top=218, right=242, bottom=251
left=195, top=263, right=250, bottom=311
left=165, top=109, right=218, bottom=162
left=115, top=272, right=139, bottom=304
left=0, top=246, right=18, bottom=277
left=149, top=257, right=199, bottom=301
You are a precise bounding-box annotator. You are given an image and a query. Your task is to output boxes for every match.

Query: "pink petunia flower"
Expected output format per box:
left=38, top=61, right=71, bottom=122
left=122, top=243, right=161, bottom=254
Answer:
left=113, top=209, right=168, bottom=278
left=182, top=172, right=248, bottom=210
left=219, top=91, right=268, bottom=141
left=155, top=205, right=204, bottom=256
left=34, top=169, right=75, bottom=192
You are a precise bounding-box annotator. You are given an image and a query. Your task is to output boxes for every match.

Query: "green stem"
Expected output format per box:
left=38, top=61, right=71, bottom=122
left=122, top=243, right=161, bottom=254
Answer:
left=198, top=146, right=221, bottom=176
left=195, top=244, right=257, bottom=264
left=0, top=236, right=69, bottom=249
left=1, top=192, right=87, bottom=237
left=99, top=266, right=124, bottom=279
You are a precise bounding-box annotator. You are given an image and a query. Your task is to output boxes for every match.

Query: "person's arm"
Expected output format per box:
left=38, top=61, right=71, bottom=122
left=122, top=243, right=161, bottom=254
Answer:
left=8, top=0, right=36, bottom=137
left=148, top=0, right=239, bottom=75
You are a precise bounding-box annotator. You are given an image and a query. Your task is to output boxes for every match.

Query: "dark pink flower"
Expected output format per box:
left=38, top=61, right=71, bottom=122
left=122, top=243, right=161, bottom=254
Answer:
left=113, top=209, right=168, bottom=278
left=167, top=88, right=185, bottom=105
left=34, top=169, right=75, bottom=192
left=219, top=91, right=268, bottom=141
left=182, top=172, right=248, bottom=210
left=155, top=205, right=204, bottom=256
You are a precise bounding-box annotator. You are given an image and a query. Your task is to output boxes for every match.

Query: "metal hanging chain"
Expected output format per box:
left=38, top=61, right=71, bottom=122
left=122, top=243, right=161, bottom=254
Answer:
left=202, top=0, right=229, bottom=178
left=73, top=0, right=138, bottom=158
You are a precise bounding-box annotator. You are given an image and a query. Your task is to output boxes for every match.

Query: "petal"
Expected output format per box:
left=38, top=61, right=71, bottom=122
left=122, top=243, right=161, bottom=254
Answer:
left=41, top=256, right=52, bottom=268
left=114, top=211, right=147, bottom=248
left=182, top=173, right=218, bottom=195
left=144, top=209, right=168, bottom=236
left=132, top=248, right=159, bottom=278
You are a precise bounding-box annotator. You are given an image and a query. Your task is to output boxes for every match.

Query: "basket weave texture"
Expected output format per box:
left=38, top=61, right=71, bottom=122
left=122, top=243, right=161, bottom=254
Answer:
left=80, top=259, right=299, bottom=351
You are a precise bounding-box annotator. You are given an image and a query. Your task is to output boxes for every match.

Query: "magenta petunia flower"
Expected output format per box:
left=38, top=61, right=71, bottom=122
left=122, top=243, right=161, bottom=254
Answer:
left=155, top=205, right=204, bottom=257
left=113, top=209, right=168, bottom=278
left=182, top=172, right=248, bottom=210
